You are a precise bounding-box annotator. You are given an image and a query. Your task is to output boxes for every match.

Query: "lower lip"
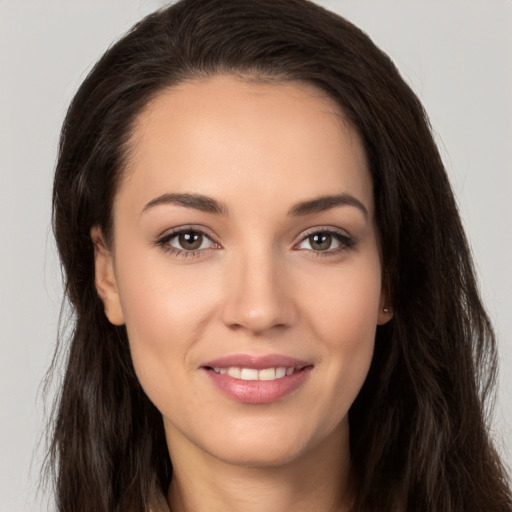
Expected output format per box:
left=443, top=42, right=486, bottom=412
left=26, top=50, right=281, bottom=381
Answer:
left=203, top=367, right=313, bottom=404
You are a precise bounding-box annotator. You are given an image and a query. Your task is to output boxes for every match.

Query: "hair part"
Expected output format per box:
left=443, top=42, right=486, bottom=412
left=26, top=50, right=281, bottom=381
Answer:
left=48, top=0, right=511, bottom=511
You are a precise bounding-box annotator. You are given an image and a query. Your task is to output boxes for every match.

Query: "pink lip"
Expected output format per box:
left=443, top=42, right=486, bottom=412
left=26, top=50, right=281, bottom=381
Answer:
left=201, top=354, right=314, bottom=404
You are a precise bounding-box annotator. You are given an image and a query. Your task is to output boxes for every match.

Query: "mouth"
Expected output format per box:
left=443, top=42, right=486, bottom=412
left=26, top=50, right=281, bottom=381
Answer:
left=205, top=365, right=306, bottom=381
left=201, top=354, right=314, bottom=404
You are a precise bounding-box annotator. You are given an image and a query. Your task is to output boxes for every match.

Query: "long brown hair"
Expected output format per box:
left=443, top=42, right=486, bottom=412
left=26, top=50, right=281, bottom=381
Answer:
left=47, top=0, right=512, bottom=510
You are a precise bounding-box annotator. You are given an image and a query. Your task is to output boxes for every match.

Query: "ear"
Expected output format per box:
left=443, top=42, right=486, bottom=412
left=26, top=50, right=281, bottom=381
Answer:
left=91, top=226, right=125, bottom=326
left=377, top=283, right=393, bottom=326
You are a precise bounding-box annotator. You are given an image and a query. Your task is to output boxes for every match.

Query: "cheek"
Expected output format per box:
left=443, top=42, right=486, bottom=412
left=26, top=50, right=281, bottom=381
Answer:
left=296, top=257, right=381, bottom=417
left=114, top=247, right=221, bottom=397
left=299, top=254, right=382, bottom=347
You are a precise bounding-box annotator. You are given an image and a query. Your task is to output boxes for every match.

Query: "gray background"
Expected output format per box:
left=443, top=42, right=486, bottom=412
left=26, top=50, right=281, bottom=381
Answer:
left=0, top=1, right=510, bottom=510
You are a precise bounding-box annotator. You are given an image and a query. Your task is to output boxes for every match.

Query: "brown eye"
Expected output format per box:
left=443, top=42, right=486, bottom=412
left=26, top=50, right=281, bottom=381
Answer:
left=295, top=229, right=354, bottom=255
left=309, top=233, right=333, bottom=251
left=177, top=231, right=204, bottom=250
left=157, top=228, right=218, bottom=257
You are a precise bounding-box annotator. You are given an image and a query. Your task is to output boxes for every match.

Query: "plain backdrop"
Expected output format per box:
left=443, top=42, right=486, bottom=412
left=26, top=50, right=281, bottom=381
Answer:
left=0, top=1, right=510, bottom=510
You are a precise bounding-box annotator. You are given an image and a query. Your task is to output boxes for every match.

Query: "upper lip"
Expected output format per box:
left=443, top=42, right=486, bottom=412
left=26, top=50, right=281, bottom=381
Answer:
left=201, top=354, right=313, bottom=370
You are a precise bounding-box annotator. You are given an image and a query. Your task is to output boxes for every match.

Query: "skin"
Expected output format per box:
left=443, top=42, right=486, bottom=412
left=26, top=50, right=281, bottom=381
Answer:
left=93, top=75, right=392, bottom=512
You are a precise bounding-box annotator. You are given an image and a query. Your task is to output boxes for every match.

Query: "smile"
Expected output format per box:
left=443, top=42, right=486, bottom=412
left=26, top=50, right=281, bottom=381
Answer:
left=201, top=354, right=313, bottom=404
left=210, top=366, right=296, bottom=380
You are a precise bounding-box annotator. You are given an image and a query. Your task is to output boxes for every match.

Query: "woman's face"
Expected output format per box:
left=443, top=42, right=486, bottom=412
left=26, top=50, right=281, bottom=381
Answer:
left=94, top=75, right=391, bottom=468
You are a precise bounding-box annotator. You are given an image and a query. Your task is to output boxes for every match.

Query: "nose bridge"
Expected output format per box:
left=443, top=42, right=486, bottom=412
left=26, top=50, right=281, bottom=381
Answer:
left=221, top=239, right=295, bottom=334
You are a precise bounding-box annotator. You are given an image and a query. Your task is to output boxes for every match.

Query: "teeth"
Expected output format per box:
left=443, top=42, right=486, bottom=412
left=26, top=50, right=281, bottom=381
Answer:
left=213, top=366, right=296, bottom=381
left=240, top=368, right=259, bottom=381
left=227, top=367, right=241, bottom=378
left=258, top=368, right=276, bottom=381
left=276, top=367, right=286, bottom=378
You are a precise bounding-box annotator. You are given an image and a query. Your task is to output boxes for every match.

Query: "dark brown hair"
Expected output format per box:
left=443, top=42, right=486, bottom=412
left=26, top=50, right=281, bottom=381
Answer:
left=48, top=0, right=512, bottom=510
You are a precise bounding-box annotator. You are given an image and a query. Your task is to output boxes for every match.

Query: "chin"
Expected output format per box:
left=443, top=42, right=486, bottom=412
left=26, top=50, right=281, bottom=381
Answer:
left=199, top=416, right=345, bottom=469
left=208, top=437, right=310, bottom=468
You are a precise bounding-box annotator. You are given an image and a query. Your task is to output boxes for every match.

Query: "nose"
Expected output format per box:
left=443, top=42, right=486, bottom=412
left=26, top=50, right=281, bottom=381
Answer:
left=221, top=247, right=297, bottom=335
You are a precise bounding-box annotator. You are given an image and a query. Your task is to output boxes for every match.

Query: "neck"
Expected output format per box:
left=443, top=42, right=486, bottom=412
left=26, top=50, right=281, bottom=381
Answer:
left=165, top=422, right=353, bottom=512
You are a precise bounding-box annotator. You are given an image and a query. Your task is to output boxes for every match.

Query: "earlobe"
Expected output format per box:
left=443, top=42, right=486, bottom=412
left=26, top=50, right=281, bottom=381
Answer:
left=377, top=286, right=393, bottom=325
left=91, top=226, right=125, bottom=326
left=377, top=306, right=393, bottom=325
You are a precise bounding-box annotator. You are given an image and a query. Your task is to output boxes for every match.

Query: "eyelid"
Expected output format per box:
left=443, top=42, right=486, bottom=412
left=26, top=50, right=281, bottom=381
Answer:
left=156, top=223, right=219, bottom=240
left=297, top=225, right=351, bottom=240
left=293, top=225, right=356, bottom=255
left=156, top=225, right=222, bottom=258
left=155, top=224, right=356, bottom=259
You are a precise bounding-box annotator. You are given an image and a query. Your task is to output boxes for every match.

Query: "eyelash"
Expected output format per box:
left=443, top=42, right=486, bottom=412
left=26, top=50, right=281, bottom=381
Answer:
left=156, top=226, right=219, bottom=259
left=156, top=226, right=356, bottom=259
left=297, top=227, right=356, bottom=257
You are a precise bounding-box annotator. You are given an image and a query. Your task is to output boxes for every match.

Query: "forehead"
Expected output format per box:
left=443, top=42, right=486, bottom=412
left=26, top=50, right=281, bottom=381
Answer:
left=118, top=74, right=373, bottom=218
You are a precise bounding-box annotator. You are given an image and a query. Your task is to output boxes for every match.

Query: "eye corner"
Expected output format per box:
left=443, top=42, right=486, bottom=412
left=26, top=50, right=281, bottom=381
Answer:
left=294, top=227, right=357, bottom=256
left=155, top=226, right=221, bottom=259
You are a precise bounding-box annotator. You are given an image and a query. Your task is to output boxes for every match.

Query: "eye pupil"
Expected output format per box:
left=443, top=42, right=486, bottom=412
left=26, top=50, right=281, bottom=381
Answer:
left=178, top=232, right=203, bottom=250
left=310, top=233, right=331, bottom=251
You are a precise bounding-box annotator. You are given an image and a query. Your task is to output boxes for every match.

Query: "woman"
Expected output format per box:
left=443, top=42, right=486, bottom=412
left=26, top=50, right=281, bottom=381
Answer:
left=47, top=0, right=512, bottom=510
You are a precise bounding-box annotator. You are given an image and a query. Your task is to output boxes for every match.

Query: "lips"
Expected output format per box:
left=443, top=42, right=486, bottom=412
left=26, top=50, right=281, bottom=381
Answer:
left=201, top=354, right=313, bottom=404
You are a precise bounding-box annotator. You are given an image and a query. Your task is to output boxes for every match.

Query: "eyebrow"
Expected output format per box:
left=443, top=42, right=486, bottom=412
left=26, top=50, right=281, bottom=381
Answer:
left=142, top=192, right=368, bottom=219
left=288, top=193, right=368, bottom=219
left=142, top=193, right=228, bottom=215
